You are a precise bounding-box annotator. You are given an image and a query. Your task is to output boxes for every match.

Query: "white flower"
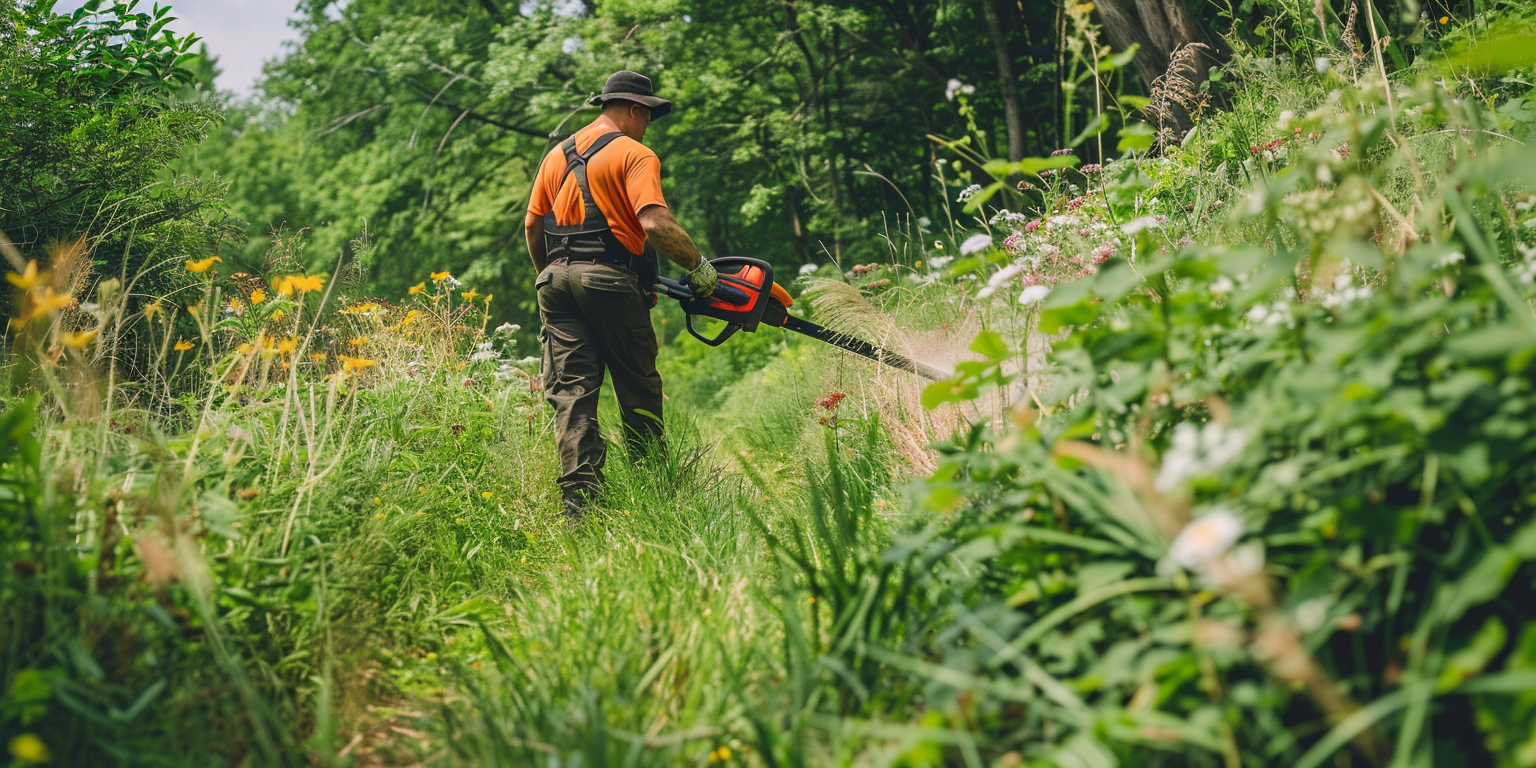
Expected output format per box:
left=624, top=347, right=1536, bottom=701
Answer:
left=1315, top=57, right=1331, bottom=73
left=1018, top=284, right=1050, bottom=305
left=956, top=183, right=983, bottom=203
left=977, top=260, right=1027, bottom=299
left=1121, top=216, right=1161, bottom=235
left=1436, top=251, right=1465, bottom=268
left=1276, top=110, right=1295, bottom=129
left=959, top=233, right=993, bottom=255
left=470, top=350, right=499, bottom=363
left=1209, top=276, right=1235, bottom=296
left=493, top=322, right=521, bottom=334
left=799, top=263, right=818, bottom=276
left=1155, top=421, right=1249, bottom=492
left=518, top=356, right=541, bottom=365
left=927, top=255, right=953, bottom=269
left=944, top=78, right=974, bottom=101
left=918, top=216, right=932, bottom=228
left=1169, top=508, right=1244, bottom=570
left=1295, top=598, right=1332, bottom=633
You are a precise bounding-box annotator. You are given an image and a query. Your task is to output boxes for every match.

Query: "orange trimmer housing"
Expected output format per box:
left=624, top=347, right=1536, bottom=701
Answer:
left=663, top=257, right=793, bottom=346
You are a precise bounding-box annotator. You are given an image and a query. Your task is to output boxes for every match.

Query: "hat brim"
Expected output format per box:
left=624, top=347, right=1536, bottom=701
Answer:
left=588, top=93, right=672, bottom=119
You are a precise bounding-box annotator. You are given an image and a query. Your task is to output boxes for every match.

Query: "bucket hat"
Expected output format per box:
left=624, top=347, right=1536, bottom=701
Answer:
left=587, top=70, right=672, bottom=119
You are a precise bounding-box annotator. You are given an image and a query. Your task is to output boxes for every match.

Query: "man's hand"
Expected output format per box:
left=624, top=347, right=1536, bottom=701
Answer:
left=637, top=204, right=702, bottom=272
left=686, top=260, right=718, bottom=298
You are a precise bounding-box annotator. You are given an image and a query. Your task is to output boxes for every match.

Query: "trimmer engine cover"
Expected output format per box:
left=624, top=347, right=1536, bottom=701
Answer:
left=673, top=257, right=775, bottom=346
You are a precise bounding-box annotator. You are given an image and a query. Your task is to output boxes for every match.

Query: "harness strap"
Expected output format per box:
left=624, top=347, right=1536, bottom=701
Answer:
left=545, top=131, right=626, bottom=235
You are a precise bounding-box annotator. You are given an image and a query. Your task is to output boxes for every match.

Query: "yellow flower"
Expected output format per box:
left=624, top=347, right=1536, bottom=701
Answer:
left=310, top=352, right=327, bottom=361
left=250, top=288, right=267, bottom=304
left=418, top=486, right=425, bottom=493
left=275, top=274, right=325, bottom=295
left=340, top=302, right=377, bottom=315
left=1438, top=15, right=1449, bottom=23
left=387, top=309, right=422, bottom=332
left=431, top=271, right=452, bottom=282
left=174, top=338, right=195, bottom=351
left=237, top=342, right=255, bottom=355
left=481, top=491, right=493, bottom=499
left=339, top=355, right=377, bottom=372
left=143, top=300, right=161, bottom=318
left=483, top=292, right=493, bottom=305
left=228, top=297, right=244, bottom=313
left=347, top=337, right=368, bottom=347
left=62, top=328, right=99, bottom=348
left=7, top=260, right=46, bottom=290
left=276, top=337, right=298, bottom=355
left=187, top=302, right=203, bottom=320
left=185, top=256, right=222, bottom=273
left=374, top=497, right=382, bottom=505
left=9, top=733, right=50, bottom=763
left=460, top=289, right=479, bottom=301
left=374, top=512, right=385, bottom=519
left=408, top=282, right=427, bottom=295
left=271, top=308, right=286, bottom=323
left=21, top=287, right=73, bottom=321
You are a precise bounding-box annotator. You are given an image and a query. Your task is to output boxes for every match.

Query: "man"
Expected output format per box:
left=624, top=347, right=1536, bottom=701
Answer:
left=524, top=70, right=718, bottom=519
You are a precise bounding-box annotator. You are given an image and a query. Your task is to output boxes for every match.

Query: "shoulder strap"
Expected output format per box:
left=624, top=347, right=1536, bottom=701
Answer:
left=551, top=131, right=627, bottom=231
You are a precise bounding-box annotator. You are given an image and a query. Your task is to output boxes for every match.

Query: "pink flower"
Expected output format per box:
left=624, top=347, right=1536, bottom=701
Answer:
left=1024, top=219, right=1041, bottom=233
left=1081, top=163, right=1102, bottom=173
left=1051, top=148, right=1075, bottom=157
left=1038, top=169, right=1056, bottom=179
left=1264, top=137, right=1284, bottom=150
left=1092, top=244, right=1113, bottom=263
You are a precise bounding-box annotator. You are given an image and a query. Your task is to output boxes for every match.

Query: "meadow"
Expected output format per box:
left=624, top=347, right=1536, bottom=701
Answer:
left=5, top=0, right=1536, bottom=766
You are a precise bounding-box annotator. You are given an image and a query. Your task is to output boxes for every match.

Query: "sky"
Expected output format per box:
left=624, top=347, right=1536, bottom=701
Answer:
left=55, top=0, right=306, bottom=96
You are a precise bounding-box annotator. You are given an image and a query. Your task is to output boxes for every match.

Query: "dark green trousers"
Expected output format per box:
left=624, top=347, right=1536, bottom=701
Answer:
left=536, top=260, right=664, bottom=495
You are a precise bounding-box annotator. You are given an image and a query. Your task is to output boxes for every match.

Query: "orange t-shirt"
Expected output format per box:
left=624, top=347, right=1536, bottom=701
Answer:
left=524, top=123, right=667, bottom=256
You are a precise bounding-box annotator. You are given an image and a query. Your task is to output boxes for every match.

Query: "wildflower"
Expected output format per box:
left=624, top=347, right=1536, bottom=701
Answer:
left=1038, top=169, right=1056, bottom=179
left=185, top=256, right=222, bottom=273
left=709, top=745, right=733, bottom=762
left=227, top=297, right=244, bottom=315
left=1154, top=421, right=1249, bottom=492
left=1264, top=137, right=1284, bottom=150
left=932, top=241, right=944, bottom=250
left=927, top=255, right=953, bottom=269
left=388, top=309, right=422, bottom=332
left=959, top=233, right=992, bottom=255
left=250, top=288, right=267, bottom=304
left=1121, top=216, right=1161, bottom=235
left=943, top=78, right=974, bottom=101
left=1024, top=219, right=1041, bottom=233
left=9, top=734, right=50, bottom=764
left=798, top=263, right=818, bottom=276
left=1169, top=508, right=1244, bottom=570
left=978, top=260, right=1027, bottom=298
left=461, top=289, right=479, bottom=302
left=431, top=271, right=452, bottom=282
left=275, top=338, right=298, bottom=355
left=310, top=352, right=327, bottom=361
left=1016, top=180, right=1034, bottom=191
left=237, top=342, right=255, bottom=355
left=271, top=309, right=286, bottom=323
left=143, top=300, right=161, bottom=319
left=1091, top=244, right=1114, bottom=263
left=918, top=216, right=932, bottom=227
left=409, top=282, right=427, bottom=295
left=339, top=355, right=377, bottom=372
left=482, top=491, right=493, bottom=499
left=494, top=322, right=521, bottom=334
left=1080, top=163, right=1102, bottom=173
left=5, top=260, right=44, bottom=289
left=956, top=183, right=983, bottom=203
left=483, top=293, right=493, bottom=305
left=1051, top=148, right=1075, bottom=157
left=21, top=287, right=73, bottom=321
left=340, top=302, right=378, bottom=315
left=815, top=392, right=847, bottom=410
left=1314, top=56, right=1331, bottom=73
left=348, top=337, right=368, bottom=347
left=62, top=328, right=99, bottom=348
left=1438, top=15, right=1448, bottom=23
left=174, top=338, right=195, bottom=351
left=1018, top=284, right=1050, bottom=305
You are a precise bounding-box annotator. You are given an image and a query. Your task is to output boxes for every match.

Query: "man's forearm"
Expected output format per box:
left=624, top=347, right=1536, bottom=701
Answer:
left=640, top=208, right=702, bottom=271
left=526, top=220, right=549, bottom=273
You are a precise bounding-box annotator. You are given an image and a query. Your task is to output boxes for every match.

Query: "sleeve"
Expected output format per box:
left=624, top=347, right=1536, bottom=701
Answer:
left=524, top=152, right=555, bottom=228
left=626, top=149, right=668, bottom=215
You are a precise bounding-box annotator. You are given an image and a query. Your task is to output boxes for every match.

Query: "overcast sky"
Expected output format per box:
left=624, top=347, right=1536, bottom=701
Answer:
left=56, top=0, right=305, bottom=96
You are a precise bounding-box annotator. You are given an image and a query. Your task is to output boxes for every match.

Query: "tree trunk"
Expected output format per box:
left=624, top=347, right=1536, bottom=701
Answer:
left=981, top=0, right=1026, bottom=162
left=1096, top=0, right=1225, bottom=137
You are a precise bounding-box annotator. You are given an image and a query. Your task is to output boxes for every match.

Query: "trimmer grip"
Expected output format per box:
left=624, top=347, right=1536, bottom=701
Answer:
left=711, top=283, right=750, bottom=306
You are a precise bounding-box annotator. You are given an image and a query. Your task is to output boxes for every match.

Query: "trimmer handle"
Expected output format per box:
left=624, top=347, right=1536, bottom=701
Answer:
left=656, top=257, right=776, bottom=347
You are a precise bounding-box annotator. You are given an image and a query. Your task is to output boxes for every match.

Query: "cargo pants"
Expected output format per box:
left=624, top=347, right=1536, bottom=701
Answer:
left=536, top=259, right=664, bottom=498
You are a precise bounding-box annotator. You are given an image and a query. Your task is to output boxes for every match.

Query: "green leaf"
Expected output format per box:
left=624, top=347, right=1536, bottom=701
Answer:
left=969, top=330, right=1010, bottom=361
left=1117, top=121, right=1156, bottom=153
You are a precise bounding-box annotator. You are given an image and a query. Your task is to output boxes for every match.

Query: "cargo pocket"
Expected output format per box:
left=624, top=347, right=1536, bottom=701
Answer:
left=579, top=272, right=637, bottom=294
left=630, top=326, right=659, bottom=376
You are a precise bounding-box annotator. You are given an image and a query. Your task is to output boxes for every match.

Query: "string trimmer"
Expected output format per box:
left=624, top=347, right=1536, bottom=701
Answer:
left=657, top=257, right=946, bottom=381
